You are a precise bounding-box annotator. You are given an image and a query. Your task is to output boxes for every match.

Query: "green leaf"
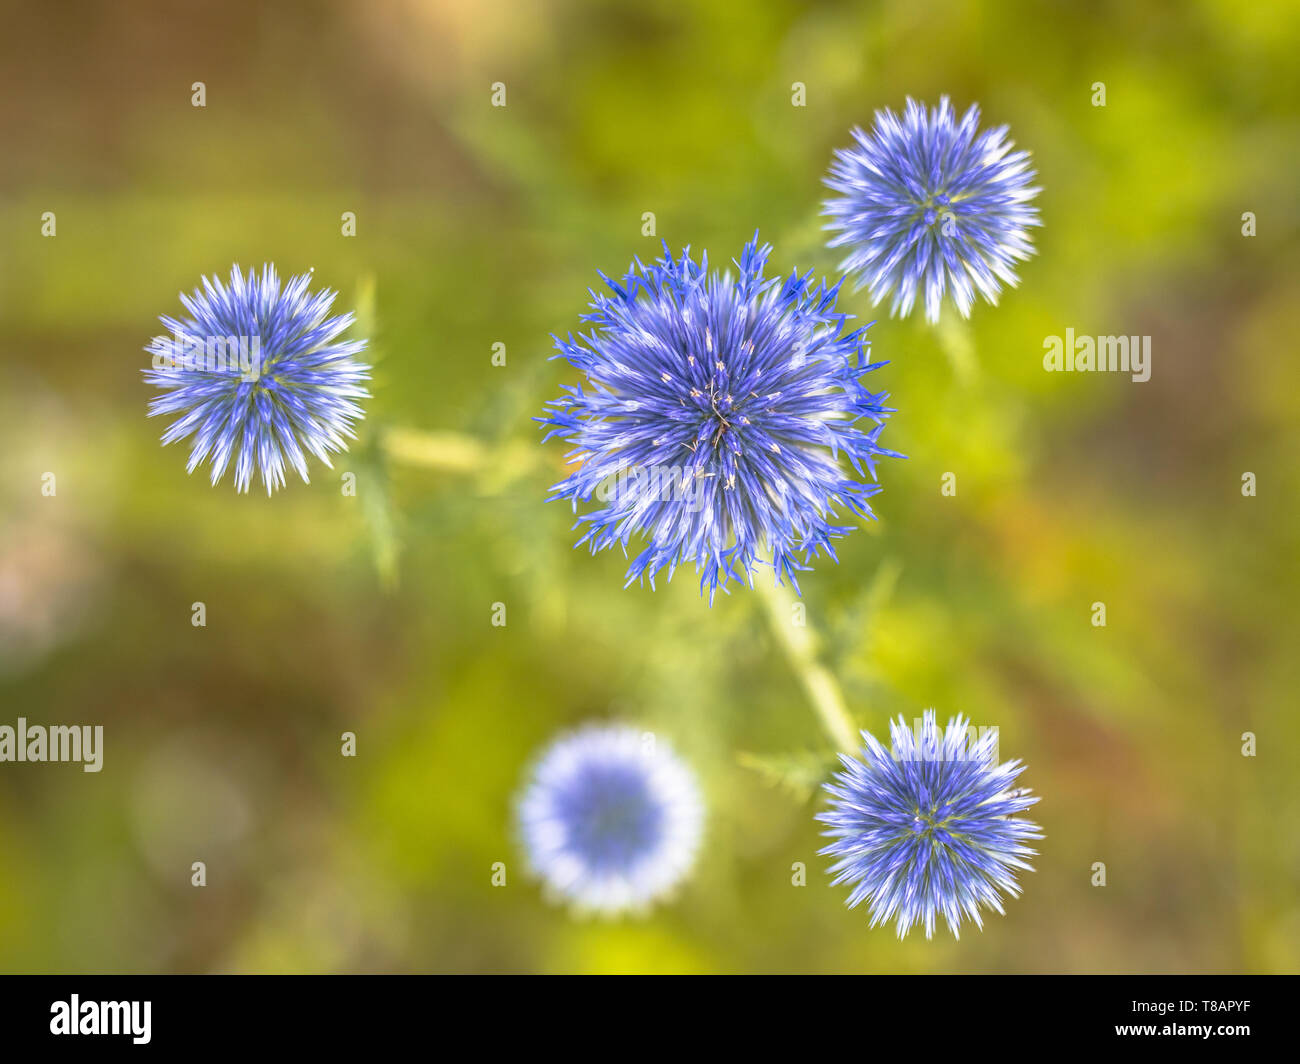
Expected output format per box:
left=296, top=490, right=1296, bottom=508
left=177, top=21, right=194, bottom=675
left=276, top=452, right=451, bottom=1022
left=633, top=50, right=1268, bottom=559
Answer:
left=736, top=749, right=839, bottom=803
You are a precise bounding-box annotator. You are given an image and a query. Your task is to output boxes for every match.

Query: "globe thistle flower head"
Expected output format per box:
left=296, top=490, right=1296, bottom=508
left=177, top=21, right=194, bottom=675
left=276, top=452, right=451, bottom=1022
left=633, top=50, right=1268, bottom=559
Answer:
left=817, top=710, right=1041, bottom=939
left=144, top=264, right=370, bottom=495
left=823, top=97, right=1040, bottom=323
left=541, top=235, right=900, bottom=603
left=516, top=724, right=704, bottom=915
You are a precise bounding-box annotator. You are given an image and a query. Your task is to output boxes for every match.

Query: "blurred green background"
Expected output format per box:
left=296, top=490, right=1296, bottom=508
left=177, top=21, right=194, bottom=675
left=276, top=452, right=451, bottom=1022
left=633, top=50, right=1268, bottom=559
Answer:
left=1, top=0, right=1297, bottom=974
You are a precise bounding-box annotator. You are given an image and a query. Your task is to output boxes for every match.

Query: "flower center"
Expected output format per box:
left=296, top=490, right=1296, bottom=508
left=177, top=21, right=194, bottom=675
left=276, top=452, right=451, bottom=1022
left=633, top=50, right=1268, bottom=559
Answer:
left=912, top=804, right=953, bottom=841
left=565, top=768, right=664, bottom=871
left=920, top=192, right=955, bottom=231
left=688, top=378, right=747, bottom=453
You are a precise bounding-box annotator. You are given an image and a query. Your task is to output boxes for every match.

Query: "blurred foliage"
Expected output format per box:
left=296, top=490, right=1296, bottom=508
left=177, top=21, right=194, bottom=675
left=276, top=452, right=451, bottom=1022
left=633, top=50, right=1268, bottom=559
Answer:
left=0, top=0, right=1297, bottom=973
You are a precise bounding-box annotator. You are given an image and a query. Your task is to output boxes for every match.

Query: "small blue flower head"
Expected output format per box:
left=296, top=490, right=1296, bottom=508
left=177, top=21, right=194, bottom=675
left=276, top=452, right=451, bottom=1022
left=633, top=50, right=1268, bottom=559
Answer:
left=541, top=235, right=899, bottom=602
left=516, top=724, right=704, bottom=915
left=144, top=264, right=370, bottom=494
left=823, top=97, right=1041, bottom=324
left=817, top=710, right=1042, bottom=939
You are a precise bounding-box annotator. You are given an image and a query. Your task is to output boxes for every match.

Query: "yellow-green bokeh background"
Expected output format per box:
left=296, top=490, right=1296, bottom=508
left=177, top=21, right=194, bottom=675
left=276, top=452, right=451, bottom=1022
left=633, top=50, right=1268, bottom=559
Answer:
left=1, top=0, right=1297, bottom=973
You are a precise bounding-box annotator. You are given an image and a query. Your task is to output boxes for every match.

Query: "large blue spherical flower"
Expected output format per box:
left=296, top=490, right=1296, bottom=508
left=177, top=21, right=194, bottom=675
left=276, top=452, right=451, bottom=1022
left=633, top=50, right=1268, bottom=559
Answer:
left=144, top=264, right=370, bottom=495
left=823, top=97, right=1040, bottom=324
left=516, top=724, right=704, bottom=915
left=818, top=710, right=1042, bottom=939
left=541, top=235, right=899, bottom=602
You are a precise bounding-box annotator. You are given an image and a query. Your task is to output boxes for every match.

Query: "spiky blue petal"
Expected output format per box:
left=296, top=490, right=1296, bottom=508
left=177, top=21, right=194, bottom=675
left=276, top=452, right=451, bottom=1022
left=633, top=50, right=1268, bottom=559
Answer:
left=817, top=710, right=1042, bottom=939
left=143, top=264, right=370, bottom=495
left=540, top=235, right=899, bottom=602
left=824, top=97, right=1041, bottom=323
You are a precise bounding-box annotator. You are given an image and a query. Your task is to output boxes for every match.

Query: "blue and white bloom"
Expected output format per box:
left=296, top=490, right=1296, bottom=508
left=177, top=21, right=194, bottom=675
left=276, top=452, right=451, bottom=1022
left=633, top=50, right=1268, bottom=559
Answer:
left=517, top=724, right=704, bottom=915
left=823, top=97, right=1040, bottom=323
left=144, top=265, right=370, bottom=495
left=818, top=710, right=1041, bottom=939
left=541, top=235, right=899, bottom=602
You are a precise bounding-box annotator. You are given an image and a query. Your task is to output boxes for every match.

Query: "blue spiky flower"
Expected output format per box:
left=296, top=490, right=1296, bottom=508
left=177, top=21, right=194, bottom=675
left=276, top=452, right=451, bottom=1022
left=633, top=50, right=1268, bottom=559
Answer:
left=541, top=235, right=899, bottom=602
left=823, top=97, right=1040, bottom=323
left=818, top=710, right=1042, bottom=939
left=144, top=264, right=370, bottom=495
left=516, top=724, right=704, bottom=915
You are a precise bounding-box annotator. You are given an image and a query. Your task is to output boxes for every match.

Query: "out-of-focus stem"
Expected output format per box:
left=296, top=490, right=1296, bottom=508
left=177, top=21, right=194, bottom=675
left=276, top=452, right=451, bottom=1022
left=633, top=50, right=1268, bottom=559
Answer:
left=756, top=578, right=859, bottom=754
left=934, top=313, right=977, bottom=384
left=381, top=427, right=549, bottom=494
left=381, top=427, right=488, bottom=473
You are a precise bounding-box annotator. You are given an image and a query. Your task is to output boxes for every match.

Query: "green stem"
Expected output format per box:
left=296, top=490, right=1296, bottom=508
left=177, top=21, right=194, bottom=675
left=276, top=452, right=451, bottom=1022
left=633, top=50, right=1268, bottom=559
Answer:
left=381, top=427, right=544, bottom=491
left=756, top=578, right=859, bottom=754
left=381, top=426, right=488, bottom=473
left=934, top=313, right=977, bottom=385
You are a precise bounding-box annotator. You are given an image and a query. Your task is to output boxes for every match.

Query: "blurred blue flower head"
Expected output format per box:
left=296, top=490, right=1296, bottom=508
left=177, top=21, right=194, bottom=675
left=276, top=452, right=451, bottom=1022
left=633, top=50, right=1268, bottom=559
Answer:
left=818, top=710, right=1042, bottom=939
left=823, top=97, right=1041, bottom=323
left=541, top=235, right=899, bottom=602
left=144, top=264, right=370, bottom=495
left=517, top=724, right=704, bottom=915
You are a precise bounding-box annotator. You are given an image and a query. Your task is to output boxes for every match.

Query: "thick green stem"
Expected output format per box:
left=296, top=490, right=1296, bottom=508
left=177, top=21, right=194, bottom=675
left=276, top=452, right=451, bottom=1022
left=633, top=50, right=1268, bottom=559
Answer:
left=756, top=578, right=859, bottom=754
